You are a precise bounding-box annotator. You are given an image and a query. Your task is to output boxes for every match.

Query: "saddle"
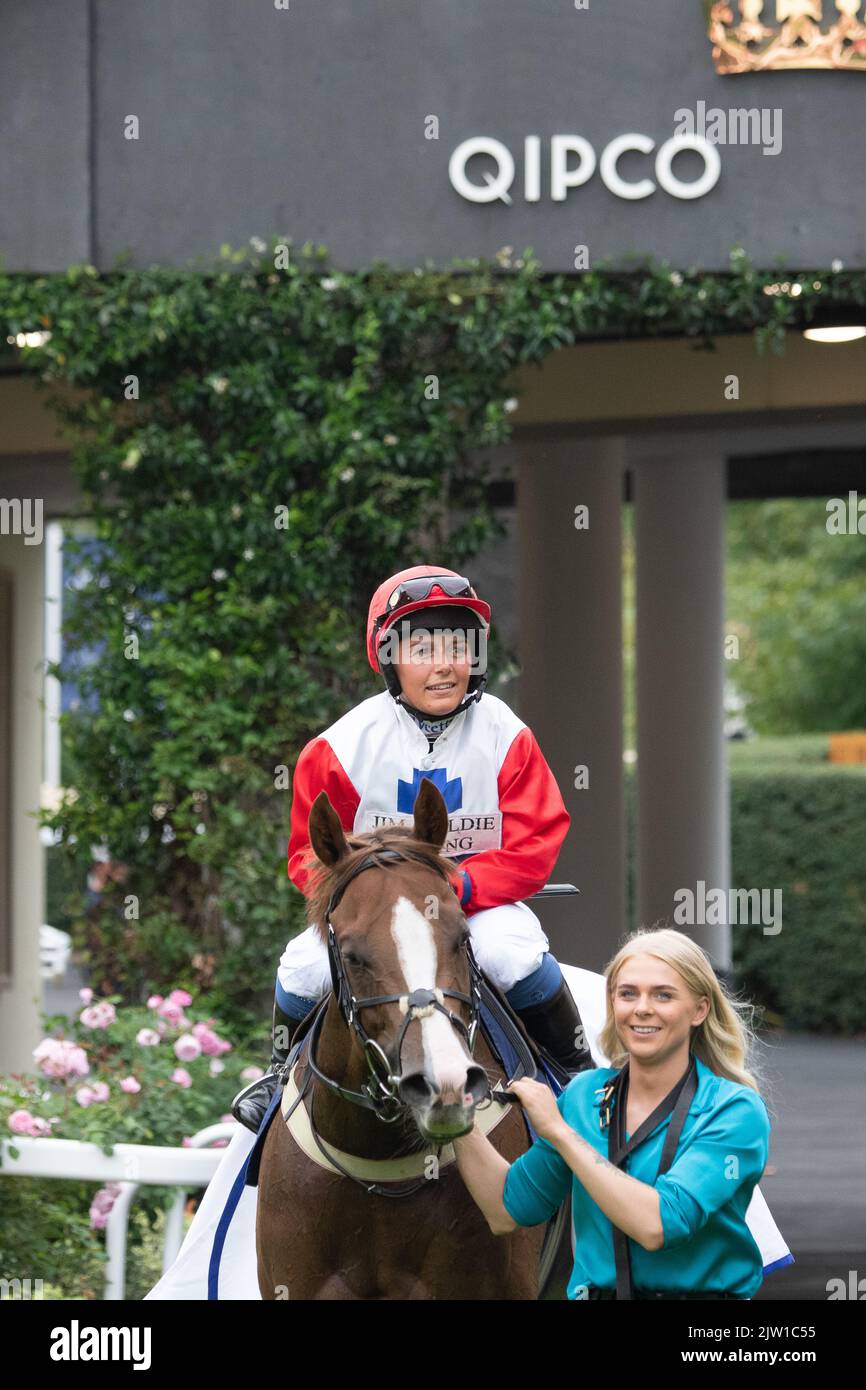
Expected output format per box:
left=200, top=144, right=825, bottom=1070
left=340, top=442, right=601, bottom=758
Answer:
left=241, top=967, right=573, bottom=1298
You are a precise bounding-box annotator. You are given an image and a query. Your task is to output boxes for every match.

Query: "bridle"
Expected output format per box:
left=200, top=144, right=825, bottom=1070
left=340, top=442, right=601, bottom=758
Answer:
left=298, top=847, right=487, bottom=1123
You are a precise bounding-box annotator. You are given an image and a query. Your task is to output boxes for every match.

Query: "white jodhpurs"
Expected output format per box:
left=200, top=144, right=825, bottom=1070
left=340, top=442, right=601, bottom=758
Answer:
left=276, top=900, right=550, bottom=1002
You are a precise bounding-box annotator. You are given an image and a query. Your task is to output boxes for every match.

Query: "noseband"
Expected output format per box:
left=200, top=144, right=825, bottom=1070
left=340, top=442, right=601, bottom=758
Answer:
left=301, top=847, right=486, bottom=1121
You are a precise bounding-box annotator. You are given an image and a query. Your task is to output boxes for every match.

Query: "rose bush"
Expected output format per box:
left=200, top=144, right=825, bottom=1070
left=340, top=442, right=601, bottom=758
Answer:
left=0, top=984, right=263, bottom=1298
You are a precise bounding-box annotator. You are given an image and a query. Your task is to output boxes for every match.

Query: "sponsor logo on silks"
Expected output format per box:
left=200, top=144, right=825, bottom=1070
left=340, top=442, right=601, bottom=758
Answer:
left=397, top=767, right=463, bottom=813
left=363, top=809, right=503, bottom=855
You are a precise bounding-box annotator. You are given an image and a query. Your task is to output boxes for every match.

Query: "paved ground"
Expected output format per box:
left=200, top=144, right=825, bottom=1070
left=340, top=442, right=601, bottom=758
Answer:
left=752, top=1031, right=866, bottom=1301
left=43, top=959, right=89, bottom=1020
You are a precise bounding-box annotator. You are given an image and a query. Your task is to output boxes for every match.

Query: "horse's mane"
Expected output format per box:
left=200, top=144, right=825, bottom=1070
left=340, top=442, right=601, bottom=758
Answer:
left=303, top=825, right=454, bottom=941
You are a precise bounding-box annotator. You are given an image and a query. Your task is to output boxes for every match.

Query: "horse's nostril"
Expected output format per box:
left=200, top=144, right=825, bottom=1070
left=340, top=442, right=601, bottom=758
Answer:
left=464, top=1065, right=490, bottom=1106
left=397, top=1072, right=437, bottom=1108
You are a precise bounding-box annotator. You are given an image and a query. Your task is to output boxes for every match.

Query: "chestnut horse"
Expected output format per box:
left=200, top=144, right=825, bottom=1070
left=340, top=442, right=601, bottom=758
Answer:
left=255, top=778, right=547, bottom=1299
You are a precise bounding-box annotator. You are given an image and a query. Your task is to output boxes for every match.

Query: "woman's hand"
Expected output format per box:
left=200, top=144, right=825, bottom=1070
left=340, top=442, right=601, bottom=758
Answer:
left=506, top=1078, right=566, bottom=1144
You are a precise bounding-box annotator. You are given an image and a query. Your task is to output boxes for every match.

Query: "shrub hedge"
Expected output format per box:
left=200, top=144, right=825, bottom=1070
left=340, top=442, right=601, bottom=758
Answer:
left=627, top=737, right=866, bottom=1034
left=728, top=738, right=866, bottom=1033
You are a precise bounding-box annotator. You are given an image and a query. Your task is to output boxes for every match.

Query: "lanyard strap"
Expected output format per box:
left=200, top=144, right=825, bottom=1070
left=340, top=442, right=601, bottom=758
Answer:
left=607, top=1052, right=699, bottom=1300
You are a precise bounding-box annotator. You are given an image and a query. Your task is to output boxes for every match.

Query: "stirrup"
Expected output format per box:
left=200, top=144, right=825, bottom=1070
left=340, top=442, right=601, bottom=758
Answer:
left=230, top=998, right=316, bottom=1132
left=230, top=1068, right=281, bottom=1132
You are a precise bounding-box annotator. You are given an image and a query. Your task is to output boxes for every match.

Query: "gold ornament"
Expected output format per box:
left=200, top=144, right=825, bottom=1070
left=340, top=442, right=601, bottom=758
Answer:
left=709, top=0, right=866, bottom=69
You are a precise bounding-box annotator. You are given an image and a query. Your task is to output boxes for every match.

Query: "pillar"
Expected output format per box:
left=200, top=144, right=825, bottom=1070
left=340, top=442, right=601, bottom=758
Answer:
left=516, top=437, right=626, bottom=973
left=0, top=532, right=45, bottom=1071
left=634, top=452, right=730, bottom=968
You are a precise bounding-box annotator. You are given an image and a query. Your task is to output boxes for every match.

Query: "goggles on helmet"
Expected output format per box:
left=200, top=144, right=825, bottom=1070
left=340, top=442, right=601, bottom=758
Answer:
left=384, top=574, right=476, bottom=613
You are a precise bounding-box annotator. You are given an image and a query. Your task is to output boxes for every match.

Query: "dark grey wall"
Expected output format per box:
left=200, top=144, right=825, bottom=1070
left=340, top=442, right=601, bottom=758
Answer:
left=0, top=1, right=90, bottom=270
left=2, top=0, right=864, bottom=273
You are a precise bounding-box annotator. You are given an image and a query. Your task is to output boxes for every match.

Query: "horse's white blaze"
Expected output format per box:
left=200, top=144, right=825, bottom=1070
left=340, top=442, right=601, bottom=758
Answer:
left=390, top=897, right=472, bottom=1094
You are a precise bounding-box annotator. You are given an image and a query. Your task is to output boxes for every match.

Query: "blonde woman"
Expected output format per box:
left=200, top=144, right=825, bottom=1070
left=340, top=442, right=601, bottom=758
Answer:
left=454, top=928, right=774, bottom=1300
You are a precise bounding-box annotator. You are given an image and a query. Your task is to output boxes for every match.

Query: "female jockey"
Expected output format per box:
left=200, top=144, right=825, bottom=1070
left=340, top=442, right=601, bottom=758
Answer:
left=231, top=564, right=593, bottom=1132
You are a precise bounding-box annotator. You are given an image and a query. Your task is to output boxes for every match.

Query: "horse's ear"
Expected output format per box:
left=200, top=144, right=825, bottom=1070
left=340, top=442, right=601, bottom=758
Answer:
left=309, top=790, right=351, bottom=867
left=412, top=777, right=448, bottom=849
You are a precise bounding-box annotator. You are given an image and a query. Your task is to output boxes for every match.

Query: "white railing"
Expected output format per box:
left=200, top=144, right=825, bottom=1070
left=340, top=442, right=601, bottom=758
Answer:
left=1, top=1123, right=234, bottom=1300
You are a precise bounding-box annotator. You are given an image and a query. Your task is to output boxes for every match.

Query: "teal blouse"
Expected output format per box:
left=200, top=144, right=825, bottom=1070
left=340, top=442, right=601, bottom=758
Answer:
left=501, top=1055, right=770, bottom=1299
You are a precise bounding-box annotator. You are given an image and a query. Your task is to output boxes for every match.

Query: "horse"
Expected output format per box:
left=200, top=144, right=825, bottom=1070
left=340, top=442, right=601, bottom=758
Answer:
left=254, top=776, right=548, bottom=1300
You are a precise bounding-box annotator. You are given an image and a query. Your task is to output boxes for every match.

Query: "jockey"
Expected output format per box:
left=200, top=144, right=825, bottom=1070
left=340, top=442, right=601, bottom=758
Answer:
left=231, top=564, right=593, bottom=1132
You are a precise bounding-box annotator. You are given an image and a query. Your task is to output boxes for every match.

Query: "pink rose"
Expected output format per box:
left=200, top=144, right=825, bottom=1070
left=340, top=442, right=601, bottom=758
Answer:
left=147, top=994, right=163, bottom=1009
left=209, top=1058, right=225, bottom=1076
left=173, top=1033, right=202, bottom=1062
left=240, top=1065, right=264, bottom=1082
left=168, top=988, right=193, bottom=1007
left=9, top=1109, right=37, bottom=1135
left=89, top=1182, right=122, bottom=1231
left=192, top=1024, right=232, bottom=1056
left=136, top=1028, right=161, bottom=1047
left=79, top=987, right=94, bottom=1004
left=76, top=1082, right=109, bottom=1107
left=170, top=1067, right=192, bottom=1089
left=80, top=1001, right=117, bottom=1030
left=156, top=1001, right=186, bottom=1027
left=193, top=1027, right=220, bottom=1056
left=120, top=1076, right=141, bottom=1094
left=33, top=1037, right=90, bottom=1080
left=13, top=1109, right=54, bottom=1137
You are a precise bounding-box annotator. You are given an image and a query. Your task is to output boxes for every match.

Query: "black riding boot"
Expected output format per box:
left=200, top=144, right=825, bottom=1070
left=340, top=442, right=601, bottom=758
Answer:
left=513, top=978, right=594, bottom=1084
left=230, top=998, right=307, bottom=1134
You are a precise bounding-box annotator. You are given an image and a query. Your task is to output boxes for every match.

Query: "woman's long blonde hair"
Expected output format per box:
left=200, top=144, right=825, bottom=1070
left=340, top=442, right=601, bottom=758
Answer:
left=598, top=927, right=769, bottom=1102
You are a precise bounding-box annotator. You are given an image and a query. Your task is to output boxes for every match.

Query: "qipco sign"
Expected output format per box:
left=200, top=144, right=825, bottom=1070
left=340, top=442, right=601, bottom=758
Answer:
left=448, top=134, right=721, bottom=203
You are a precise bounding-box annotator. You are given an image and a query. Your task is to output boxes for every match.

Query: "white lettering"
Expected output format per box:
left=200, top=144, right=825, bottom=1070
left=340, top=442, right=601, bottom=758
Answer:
left=450, top=134, right=721, bottom=204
